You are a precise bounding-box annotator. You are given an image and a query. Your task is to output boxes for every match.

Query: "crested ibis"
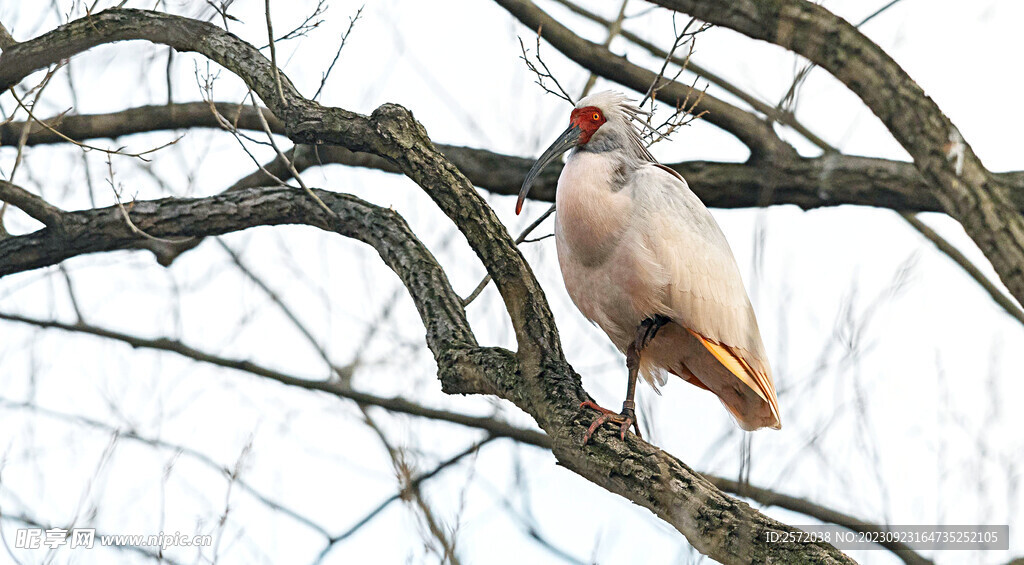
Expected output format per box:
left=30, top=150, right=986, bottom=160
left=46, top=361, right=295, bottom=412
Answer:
left=517, top=91, right=781, bottom=444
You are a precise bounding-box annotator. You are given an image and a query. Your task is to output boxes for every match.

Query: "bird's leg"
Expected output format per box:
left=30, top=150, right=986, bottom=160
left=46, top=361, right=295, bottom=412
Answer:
left=581, top=315, right=671, bottom=444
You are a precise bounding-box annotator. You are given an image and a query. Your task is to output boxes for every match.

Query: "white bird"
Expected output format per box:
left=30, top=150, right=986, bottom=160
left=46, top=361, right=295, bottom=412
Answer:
left=517, top=91, right=781, bottom=443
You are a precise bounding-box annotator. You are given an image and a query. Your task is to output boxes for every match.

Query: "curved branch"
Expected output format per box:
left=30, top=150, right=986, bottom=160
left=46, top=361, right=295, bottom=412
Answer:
left=491, top=0, right=795, bottom=161
left=0, top=186, right=475, bottom=359
left=548, top=0, right=835, bottom=152
left=0, top=180, right=68, bottom=228
left=0, top=7, right=560, bottom=363
left=648, top=0, right=1024, bottom=307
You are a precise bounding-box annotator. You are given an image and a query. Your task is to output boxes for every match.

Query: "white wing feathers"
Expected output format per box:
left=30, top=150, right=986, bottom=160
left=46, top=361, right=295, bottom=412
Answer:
left=629, top=164, right=780, bottom=427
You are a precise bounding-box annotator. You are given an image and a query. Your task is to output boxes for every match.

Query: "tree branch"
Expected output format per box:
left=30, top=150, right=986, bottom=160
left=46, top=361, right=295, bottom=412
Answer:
left=0, top=180, right=68, bottom=228
left=549, top=0, right=835, bottom=151
left=8, top=103, right=1024, bottom=216
left=709, top=476, right=932, bottom=565
left=647, top=0, right=1024, bottom=308
left=491, top=0, right=796, bottom=161
left=0, top=310, right=552, bottom=447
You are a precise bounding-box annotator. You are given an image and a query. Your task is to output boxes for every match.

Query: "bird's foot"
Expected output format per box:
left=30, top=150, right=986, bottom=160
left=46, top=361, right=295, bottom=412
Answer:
left=579, top=400, right=641, bottom=444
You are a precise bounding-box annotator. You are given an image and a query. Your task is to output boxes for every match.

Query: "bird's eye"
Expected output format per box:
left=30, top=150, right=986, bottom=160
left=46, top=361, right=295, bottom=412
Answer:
left=592, top=112, right=601, bottom=121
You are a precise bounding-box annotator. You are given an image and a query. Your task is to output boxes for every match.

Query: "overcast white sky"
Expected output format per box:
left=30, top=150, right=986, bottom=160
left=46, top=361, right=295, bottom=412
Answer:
left=0, top=0, right=1022, bottom=563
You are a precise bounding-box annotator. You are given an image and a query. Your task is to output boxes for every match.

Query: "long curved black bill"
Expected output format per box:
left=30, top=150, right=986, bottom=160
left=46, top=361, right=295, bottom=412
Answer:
left=516, top=125, right=583, bottom=215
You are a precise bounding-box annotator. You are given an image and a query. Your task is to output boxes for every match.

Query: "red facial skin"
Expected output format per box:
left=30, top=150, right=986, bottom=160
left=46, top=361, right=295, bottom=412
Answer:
left=569, top=106, right=606, bottom=144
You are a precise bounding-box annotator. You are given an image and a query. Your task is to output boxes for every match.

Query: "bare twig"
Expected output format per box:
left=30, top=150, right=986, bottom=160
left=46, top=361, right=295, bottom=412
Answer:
left=7, top=87, right=181, bottom=161
left=360, top=415, right=462, bottom=564
left=204, top=0, right=240, bottom=28
left=315, top=438, right=491, bottom=563
left=258, top=0, right=327, bottom=48
left=1, top=512, right=183, bottom=564
left=105, top=155, right=191, bottom=243
left=579, top=0, right=630, bottom=96
left=2, top=396, right=331, bottom=538
left=462, top=203, right=555, bottom=306
left=639, top=15, right=709, bottom=108
left=518, top=30, right=575, bottom=105
left=549, top=0, right=835, bottom=151
left=901, top=212, right=1024, bottom=326
left=245, top=90, right=336, bottom=216
left=776, top=0, right=909, bottom=118
left=264, top=0, right=287, bottom=107
left=313, top=5, right=363, bottom=101
left=0, top=311, right=549, bottom=447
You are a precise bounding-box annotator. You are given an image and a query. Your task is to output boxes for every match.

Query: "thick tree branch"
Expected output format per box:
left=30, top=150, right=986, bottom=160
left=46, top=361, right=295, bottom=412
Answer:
left=0, top=187, right=476, bottom=362
left=0, top=8, right=559, bottom=365
left=8, top=103, right=1024, bottom=215
left=491, top=0, right=796, bottom=161
left=549, top=0, right=835, bottom=151
left=648, top=0, right=1024, bottom=308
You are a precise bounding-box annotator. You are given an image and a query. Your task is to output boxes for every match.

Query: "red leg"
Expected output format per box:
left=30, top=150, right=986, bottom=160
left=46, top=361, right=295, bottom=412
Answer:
left=579, top=316, right=669, bottom=445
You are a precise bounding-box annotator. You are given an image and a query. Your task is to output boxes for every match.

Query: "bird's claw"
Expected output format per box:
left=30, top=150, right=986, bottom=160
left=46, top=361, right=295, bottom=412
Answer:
left=579, top=400, right=641, bottom=444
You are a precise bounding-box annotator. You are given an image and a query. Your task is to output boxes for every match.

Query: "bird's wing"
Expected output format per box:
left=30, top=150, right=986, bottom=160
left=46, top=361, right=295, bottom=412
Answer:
left=631, top=163, right=780, bottom=423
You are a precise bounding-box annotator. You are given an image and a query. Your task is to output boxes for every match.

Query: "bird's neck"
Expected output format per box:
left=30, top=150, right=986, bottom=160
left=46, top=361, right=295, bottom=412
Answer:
left=555, top=152, right=635, bottom=266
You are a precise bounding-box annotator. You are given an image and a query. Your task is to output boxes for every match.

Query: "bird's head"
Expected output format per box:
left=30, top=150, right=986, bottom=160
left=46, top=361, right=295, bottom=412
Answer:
left=517, top=91, right=650, bottom=214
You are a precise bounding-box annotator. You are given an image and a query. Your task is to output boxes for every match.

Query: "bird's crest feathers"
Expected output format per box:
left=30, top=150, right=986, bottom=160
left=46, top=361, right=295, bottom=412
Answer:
left=575, top=91, right=655, bottom=163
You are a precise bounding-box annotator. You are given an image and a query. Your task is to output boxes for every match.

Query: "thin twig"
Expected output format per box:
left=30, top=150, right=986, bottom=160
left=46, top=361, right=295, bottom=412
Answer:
left=0, top=396, right=333, bottom=538
left=246, top=90, right=336, bottom=217
left=264, top=0, right=287, bottom=107
left=257, top=0, right=327, bottom=48
left=777, top=0, right=909, bottom=117
left=313, top=5, right=363, bottom=101
left=315, top=438, right=491, bottom=563
left=105, top=155, right=191, bottom=243
left=8, top=87, right=182, bottom=161
left=901, top=212, right=1024, bottom=326
left=360, top=415, right=462, bottom=564
left=549, top=0, right=835, bottom=151
left=639, top=15, right=709, bottom=108
left=518, top=29, right=575, bottom=105
left=462, top=204, right=555, bottom=306
left=580, top=0, right=630, bottom=96
left=0, top=311, right=551, bottom=446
